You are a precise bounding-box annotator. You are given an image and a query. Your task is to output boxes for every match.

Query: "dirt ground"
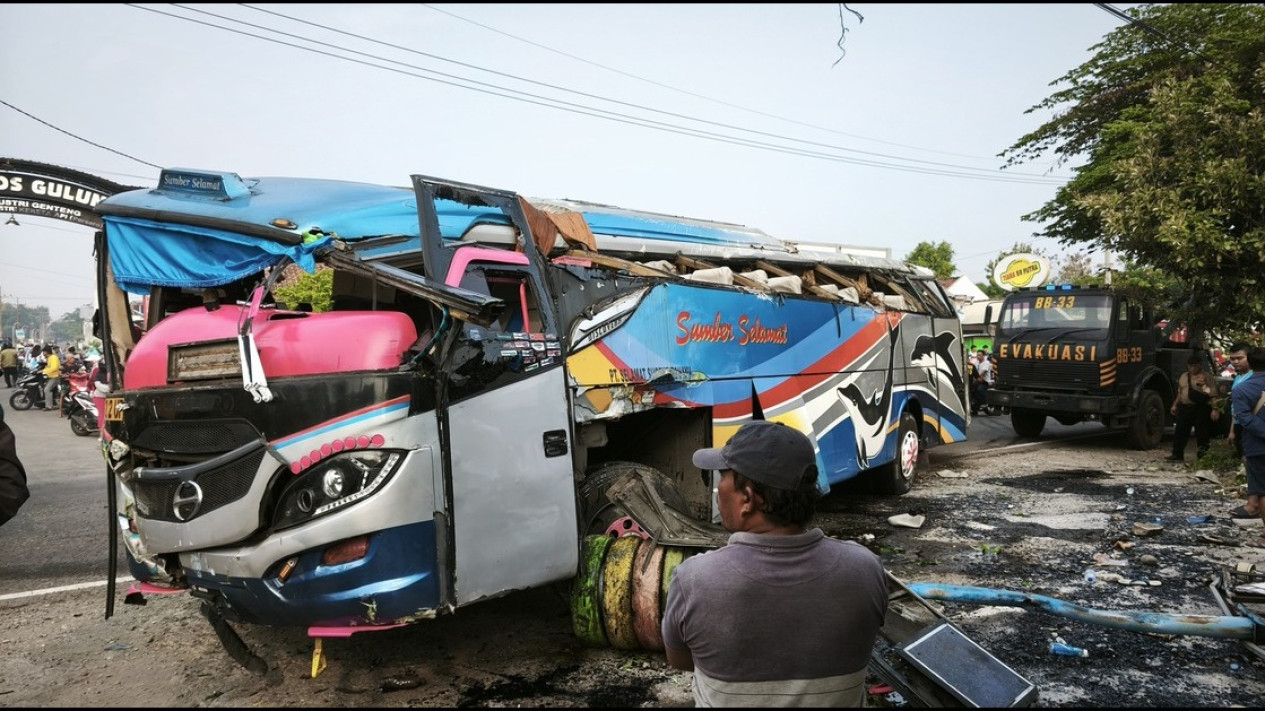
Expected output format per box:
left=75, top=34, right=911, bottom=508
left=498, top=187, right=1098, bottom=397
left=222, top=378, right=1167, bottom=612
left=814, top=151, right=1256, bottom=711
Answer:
left=3, top=434, right=1264, bottom=708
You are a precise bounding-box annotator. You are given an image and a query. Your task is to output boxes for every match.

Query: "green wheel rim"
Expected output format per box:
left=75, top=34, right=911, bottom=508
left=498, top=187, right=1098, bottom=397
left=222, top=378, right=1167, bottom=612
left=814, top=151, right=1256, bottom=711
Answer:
left=659, top=547, right=688, bottom=616
left=571, top=534, right=613, bottom=646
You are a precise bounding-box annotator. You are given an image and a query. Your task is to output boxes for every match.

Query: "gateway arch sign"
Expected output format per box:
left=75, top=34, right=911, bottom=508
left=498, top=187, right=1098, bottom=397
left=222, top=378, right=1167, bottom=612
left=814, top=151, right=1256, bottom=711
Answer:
left=0, top=157, right=139, bottom=229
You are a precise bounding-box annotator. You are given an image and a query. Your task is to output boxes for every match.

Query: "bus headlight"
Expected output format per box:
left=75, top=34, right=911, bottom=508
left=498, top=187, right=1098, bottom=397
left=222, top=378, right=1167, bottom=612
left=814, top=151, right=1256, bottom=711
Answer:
left=273, top=451, right=403, bottom=531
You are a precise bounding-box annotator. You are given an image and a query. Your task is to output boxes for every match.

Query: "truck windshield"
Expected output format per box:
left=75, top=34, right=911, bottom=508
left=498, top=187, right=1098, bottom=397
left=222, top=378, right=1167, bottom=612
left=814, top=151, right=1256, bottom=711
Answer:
left=996, top=293, right=1113, bottom=335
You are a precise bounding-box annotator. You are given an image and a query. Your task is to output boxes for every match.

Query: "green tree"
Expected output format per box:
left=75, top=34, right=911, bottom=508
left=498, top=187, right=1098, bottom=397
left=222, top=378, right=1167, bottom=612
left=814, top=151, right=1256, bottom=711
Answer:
left=974, top=280, right=1006, bottom=300
left=273, top=267, right=333, bottom=313
left=904, top=241, right=956, bottom=279
left=48, top=311, right=84, bottom=345
left=1002, top=3, right=1265, bottom=346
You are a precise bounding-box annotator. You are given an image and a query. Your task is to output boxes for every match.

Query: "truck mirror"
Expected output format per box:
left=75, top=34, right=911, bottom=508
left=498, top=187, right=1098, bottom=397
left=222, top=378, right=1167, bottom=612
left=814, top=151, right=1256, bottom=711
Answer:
left=983, top=304, right=993, bottom=327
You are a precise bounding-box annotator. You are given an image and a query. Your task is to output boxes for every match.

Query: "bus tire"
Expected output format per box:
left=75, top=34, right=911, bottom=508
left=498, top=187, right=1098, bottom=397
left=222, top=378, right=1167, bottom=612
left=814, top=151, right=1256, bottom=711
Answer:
left=872, top=411, right=919, bottom=495
left=579, top=462, right=644, bottom=536
left=1011, top=408, right=1046, bottom=438
left=1127, top=390, right=1165, bottom=450
left=571, top=534, right=613, bottom=647
left=599, top=535, right=642, bottom=650
left=630, top=538, right=665, bottom=651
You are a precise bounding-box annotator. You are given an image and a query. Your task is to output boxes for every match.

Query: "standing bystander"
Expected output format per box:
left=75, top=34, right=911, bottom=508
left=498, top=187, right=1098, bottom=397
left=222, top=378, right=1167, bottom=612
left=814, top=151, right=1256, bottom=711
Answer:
left=662, top=420, right=888, bottom=707
left=1230, top=347, right=1265, bottom=546
left=1226, top=343, right=1258, bottom=518
left=1167, top=353, right=1215, bottom=461
left=0, top=342, right=18, bottom=388
left=972, top=350, right=995, bottom=416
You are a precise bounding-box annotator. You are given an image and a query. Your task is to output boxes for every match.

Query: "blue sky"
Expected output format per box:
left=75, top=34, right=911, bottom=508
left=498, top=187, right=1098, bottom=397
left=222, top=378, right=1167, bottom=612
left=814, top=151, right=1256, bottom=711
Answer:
left=0, top=3, right=1132, bottom=316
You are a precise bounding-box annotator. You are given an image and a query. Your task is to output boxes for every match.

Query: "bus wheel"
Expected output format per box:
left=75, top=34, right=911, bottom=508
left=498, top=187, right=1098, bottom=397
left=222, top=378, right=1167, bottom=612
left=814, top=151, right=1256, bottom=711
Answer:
left=660, top=546, right=687, bottom=617
left=579, top=461, right=646, bottom=536
left=872, top=411, right=919, bottom=495
left=630, top=538, right=665, bottom=651
left=599, top=535, right=642, bottom=650
left=1127, top=390, right=1164, bottom=450
left=571, top=534, right=613, bottom=647
left=1011, top=408, right=1046, bottom=438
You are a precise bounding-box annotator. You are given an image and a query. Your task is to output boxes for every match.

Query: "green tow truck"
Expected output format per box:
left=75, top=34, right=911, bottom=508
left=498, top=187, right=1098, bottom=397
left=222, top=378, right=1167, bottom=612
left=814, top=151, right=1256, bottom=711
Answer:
left=984, top=284, right=1226, bottom=448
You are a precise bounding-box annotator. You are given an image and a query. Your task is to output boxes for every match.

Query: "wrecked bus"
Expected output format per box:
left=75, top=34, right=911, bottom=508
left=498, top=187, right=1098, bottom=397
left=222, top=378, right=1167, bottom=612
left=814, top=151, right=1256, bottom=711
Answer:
left=92, top=168, right=968, bottom=665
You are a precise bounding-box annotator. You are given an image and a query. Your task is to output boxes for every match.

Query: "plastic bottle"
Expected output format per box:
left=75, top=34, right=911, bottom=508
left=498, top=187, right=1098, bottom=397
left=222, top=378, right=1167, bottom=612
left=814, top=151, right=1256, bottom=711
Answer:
left=1050, top=642, right=1089, bottom=657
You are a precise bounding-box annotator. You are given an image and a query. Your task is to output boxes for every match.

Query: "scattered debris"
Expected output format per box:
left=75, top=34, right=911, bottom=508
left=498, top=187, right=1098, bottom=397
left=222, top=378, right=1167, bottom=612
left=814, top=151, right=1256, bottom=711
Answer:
left=888, top=513, right=926, bottom=529
left=380, top=676, right=424, bottom=693
left=935, top=469, right=968, bottom=478
left=1133, top=521, right=1165, bottom=537
left=1094, top=552, right=1129, bottom=566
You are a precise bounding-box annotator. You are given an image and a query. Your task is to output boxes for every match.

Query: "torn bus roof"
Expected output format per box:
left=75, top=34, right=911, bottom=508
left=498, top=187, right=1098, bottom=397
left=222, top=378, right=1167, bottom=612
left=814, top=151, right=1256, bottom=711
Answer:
left=97, top=169, right=926, bottom=286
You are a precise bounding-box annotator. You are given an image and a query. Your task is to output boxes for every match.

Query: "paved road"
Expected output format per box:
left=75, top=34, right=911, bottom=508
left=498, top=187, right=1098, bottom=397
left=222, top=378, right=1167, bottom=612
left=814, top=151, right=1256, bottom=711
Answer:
left=0, top=398, right=1116, bottom=599
left=0, top=402, right=124, bottom=597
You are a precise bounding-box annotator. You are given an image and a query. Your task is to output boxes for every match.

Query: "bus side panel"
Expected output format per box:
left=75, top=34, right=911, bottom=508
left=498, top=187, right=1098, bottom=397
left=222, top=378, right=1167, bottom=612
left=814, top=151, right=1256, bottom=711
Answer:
left=566, top=283, right=964, bottom=483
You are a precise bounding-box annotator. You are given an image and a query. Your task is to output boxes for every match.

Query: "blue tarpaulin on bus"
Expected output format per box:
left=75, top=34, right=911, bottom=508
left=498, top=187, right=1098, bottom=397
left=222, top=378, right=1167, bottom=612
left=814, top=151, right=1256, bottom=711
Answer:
left=104, top=215, right=332, bottom=294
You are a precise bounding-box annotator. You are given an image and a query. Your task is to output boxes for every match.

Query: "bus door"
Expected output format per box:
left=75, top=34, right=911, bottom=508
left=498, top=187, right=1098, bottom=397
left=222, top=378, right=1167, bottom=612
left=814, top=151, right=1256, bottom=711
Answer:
left=412, top=178, right=577, bottom=608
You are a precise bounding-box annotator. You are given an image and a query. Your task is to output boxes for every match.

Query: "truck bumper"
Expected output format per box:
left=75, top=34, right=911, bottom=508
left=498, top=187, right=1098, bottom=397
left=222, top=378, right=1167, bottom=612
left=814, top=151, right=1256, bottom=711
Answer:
left=987, top=389, right=1123, bottom=415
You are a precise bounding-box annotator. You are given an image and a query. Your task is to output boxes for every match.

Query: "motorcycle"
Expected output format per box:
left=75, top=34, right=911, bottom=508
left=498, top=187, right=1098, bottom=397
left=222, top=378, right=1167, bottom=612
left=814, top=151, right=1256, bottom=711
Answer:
left=66, top=388, right=100, bottom=437
left=9, top=370, right=51, bottom=410
left=59, top=371, right=91, bottom=416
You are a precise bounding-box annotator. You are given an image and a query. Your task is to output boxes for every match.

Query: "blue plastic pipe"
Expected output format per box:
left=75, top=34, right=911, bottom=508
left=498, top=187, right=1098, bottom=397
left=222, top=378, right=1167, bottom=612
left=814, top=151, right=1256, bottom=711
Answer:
left=907, top=582, right=1257, bottom=641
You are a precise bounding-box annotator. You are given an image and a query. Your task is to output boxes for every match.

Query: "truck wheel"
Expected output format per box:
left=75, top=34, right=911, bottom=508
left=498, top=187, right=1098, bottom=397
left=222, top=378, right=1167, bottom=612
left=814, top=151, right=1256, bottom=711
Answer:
left=1011, top=408, right=1046, bottom=438
left=1127, top=390, right=1165, bottom=450
left=871, top=411, right=919, bottom=495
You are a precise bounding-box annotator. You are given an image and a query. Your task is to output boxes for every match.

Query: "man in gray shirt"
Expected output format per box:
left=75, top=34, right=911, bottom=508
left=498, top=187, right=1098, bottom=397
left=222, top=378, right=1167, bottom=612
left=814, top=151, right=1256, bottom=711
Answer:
left=662, top=420, right=888, bottom=707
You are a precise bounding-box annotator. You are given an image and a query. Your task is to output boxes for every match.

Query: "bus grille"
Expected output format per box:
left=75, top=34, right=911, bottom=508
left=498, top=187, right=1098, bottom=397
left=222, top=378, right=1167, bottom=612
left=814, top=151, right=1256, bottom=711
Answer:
left=132, top=420, right=260, bottom=455
left=133, top=448, right=265, bottom=523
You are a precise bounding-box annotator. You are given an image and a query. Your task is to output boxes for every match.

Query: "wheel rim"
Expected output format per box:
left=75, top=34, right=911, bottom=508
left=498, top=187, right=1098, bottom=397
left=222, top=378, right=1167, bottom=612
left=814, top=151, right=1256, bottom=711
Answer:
left=899, top=428, right=920, bottom=480
left=629, top=539, right=665, bottom=651
left=571, top=534, right=613, bottom=646
left=604, top=515, right=649, bottom=539
left=599, top=535, right=642, bottom=650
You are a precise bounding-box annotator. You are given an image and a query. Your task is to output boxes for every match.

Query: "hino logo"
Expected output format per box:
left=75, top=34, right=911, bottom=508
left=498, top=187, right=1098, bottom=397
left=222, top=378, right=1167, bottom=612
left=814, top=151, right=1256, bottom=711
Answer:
left=172, top=481, right=204, bottom=522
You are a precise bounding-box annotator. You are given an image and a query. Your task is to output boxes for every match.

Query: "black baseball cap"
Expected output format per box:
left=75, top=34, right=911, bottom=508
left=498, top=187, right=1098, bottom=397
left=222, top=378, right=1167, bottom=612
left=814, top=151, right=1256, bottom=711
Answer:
left=692, top=420, right=816, bottom=491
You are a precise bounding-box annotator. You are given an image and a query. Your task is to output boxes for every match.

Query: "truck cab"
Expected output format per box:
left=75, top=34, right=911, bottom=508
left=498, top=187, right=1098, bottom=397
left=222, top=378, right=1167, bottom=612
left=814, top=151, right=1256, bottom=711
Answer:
left=985, top=284, right=1197, bottom=449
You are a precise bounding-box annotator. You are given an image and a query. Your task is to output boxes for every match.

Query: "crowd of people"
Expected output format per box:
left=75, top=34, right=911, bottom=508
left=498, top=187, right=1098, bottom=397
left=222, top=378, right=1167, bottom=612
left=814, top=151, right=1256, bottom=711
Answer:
left=0, top=340, right=100, bottom=411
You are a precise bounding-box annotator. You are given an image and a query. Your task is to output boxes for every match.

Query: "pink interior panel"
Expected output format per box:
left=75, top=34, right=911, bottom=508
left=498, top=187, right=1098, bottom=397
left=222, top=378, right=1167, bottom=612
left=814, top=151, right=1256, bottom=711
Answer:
left=124, top=306, right=418, bottom=389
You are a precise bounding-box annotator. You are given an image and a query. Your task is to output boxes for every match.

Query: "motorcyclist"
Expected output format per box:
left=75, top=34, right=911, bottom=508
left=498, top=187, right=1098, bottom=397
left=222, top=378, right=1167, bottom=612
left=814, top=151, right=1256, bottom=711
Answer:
left=40, top=346, right=61, bottom=412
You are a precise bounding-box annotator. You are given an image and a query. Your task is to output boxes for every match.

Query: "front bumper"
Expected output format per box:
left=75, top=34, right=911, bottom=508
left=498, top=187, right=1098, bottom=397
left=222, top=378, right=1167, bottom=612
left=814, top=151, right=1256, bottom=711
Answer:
left=987, top=389, right=1125, bottom=415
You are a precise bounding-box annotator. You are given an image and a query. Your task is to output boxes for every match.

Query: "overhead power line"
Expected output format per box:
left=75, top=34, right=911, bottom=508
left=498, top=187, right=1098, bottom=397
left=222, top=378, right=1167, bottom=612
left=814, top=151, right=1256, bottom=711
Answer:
left=421, top=3, right=1003, bottom=164
left=0, top=98, right=162, bottom=169
left=121, top=3, right=1065, bottom=185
